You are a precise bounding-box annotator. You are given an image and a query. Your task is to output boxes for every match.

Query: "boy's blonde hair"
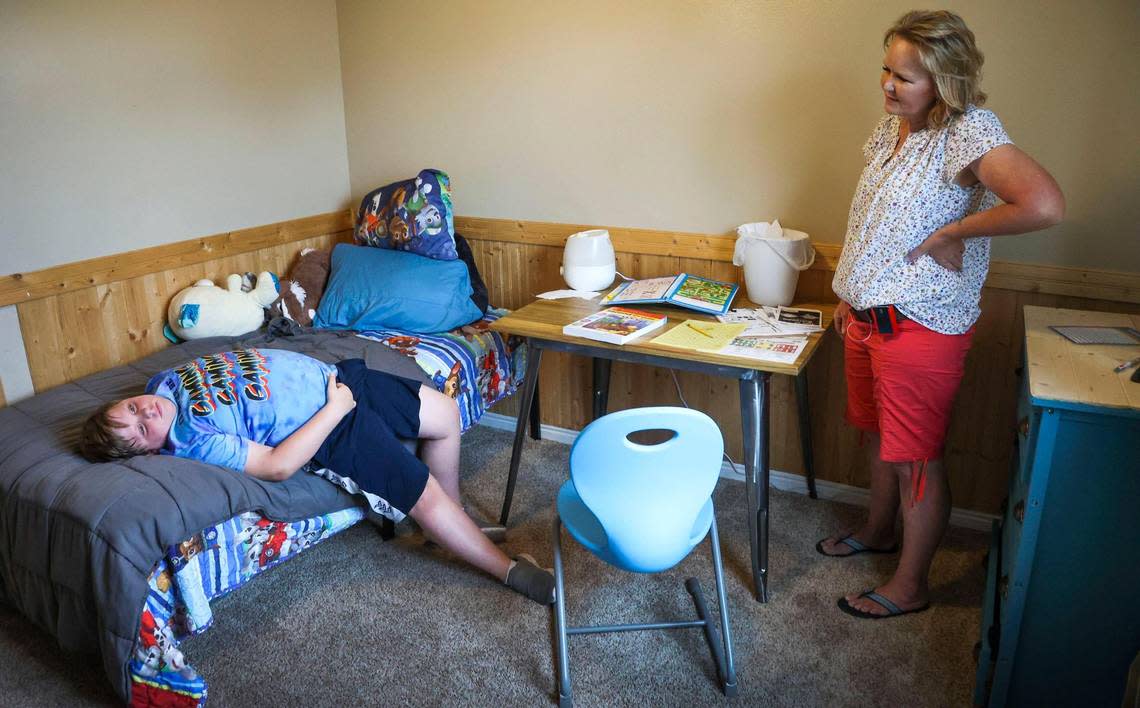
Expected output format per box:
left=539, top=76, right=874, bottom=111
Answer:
left=79, top=401, right=148, bottom=463
left=885, top=10, right=987, bottom=129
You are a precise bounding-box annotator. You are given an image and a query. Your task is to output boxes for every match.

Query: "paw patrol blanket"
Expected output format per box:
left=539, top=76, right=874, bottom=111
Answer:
left=130, top=508, right=365, bottom=706
left=358, top=307, right=526, bottom=434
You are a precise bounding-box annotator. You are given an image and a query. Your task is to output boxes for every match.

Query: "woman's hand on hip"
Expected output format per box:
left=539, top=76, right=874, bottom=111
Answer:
left=907, top=227, right=964, bottom=272
left=325, top=373, right=356, bottom=418
left=833, top=300, right=852, bottom=336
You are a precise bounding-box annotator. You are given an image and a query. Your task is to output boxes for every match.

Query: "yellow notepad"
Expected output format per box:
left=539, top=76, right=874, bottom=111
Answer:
left=650, top=321, right=746, bottom=350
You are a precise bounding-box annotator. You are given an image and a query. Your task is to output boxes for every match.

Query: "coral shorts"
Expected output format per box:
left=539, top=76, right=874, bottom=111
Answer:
left=843, top=317, right=974, bottom=462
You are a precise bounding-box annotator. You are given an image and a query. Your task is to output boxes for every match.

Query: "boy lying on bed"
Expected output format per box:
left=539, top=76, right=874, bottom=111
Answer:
left=79, top=347, right=555, bottom=605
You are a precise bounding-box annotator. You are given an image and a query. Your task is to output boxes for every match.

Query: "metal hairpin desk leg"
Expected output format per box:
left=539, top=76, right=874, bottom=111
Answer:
left=528, top=377, right=542, bottom=441
left=740, top=372, right=771, bottom=602
left=794, top=370, right=818, bottom=499
left=500, top=342, right=543, bottom=526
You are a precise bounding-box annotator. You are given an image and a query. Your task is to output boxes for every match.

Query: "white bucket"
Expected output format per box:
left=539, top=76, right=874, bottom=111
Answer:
left=735, top=222, right=815, bottom=306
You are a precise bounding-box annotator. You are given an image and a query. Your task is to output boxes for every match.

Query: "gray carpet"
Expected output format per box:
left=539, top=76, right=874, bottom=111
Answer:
left=0, top=425, right=987, bottom=706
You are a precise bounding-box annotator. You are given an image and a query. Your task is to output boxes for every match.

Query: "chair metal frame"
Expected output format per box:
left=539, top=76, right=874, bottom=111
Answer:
left=552, top=514, right=738, bottom=706
left=550, top=407, right=738, bottom=706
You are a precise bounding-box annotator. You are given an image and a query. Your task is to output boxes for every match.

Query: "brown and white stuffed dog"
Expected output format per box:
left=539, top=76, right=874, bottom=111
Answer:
left=271, top=247, right=331, bottom=326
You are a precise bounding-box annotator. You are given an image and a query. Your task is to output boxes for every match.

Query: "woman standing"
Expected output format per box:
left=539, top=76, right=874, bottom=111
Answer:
left=819, top=10, right=1064, bottom=619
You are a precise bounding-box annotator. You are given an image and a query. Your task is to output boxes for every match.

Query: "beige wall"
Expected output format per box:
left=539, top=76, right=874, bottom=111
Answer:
left=1, top=0, right=351, bottom=400
left=3, top=1, right=1135, bottom=400
left=338, top=0, right=1139, bottom=273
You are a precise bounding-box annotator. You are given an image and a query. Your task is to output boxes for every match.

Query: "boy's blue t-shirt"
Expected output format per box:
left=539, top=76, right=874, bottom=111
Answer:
left=146, top=348, right=336, bottom=471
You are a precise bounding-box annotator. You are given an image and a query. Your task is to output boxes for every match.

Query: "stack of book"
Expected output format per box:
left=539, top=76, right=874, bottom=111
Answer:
left=562, top=306, right=667, bottom=344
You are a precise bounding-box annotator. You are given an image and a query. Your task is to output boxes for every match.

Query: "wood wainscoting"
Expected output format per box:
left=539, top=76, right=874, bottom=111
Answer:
left=3, top=211, right=354, bottom=392
left=4, top=211, right=1138, bottom=513
left=455, top=216, right=1140, bottom=515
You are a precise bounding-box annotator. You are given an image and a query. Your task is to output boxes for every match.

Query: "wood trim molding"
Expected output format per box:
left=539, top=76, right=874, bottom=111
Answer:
left=0, top=211, right=354, bottom=307
left=984, top=260, right=1140, bottom=302
left=455, top=215, right=1140, bottom=304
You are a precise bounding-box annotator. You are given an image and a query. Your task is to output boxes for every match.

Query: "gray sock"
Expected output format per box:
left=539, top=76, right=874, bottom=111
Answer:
left=504, top=553, right=556, bottom=605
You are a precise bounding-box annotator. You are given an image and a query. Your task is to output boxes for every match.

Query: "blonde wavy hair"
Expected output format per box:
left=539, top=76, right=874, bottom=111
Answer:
left=885, top=10, right=987, bottom=129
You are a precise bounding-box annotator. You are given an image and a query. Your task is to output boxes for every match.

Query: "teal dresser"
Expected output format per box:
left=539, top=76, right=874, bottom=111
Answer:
left=974, top=306, right=1140, bottom=706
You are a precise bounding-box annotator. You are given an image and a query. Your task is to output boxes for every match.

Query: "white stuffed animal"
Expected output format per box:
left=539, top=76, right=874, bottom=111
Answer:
left=165, top=272, right=279, bottom=341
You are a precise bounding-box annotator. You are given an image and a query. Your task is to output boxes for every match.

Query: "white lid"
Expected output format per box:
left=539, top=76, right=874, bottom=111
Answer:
left=564, top=229, right=615, bottom=265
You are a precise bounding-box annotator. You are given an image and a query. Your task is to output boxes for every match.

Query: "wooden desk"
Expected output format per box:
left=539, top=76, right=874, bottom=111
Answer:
left=490, top=297, right=832, bottom=602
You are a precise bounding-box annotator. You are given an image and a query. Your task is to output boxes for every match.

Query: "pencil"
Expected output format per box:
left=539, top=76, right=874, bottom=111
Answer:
left=688, top=322, right=715, bottom=338
left=1113, top=355, right=1140, bottom=373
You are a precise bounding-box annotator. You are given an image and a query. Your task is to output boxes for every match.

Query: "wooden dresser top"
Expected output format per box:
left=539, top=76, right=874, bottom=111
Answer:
left=1024, top=305, right=1140, bottom=413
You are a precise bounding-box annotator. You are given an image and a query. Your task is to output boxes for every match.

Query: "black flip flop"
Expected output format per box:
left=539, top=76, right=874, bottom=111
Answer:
left=837, top=589, right=930, bottom=619
left=815, top=533, right=899, bottom=557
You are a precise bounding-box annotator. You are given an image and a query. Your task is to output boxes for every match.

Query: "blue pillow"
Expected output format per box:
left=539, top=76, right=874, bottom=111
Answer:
left=354, top=169, right=458, bottom=261
left=313, top=244, right=482, bottom=333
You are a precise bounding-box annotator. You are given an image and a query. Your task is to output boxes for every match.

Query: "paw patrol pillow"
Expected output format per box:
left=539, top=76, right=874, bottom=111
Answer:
left=355, top=169, right=457, bottom=261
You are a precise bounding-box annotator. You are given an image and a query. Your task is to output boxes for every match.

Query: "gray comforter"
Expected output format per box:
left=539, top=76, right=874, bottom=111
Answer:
left=0, top=329, right=429, bottom=701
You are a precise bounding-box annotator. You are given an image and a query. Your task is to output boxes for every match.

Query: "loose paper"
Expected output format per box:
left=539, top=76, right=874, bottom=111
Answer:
left=537, top=289, right=601, bottom=300
left=709, top=335, right=809, bottom=364
left=718, top=306, right=822, bottom=336
left=650, top=321, right=746, bottom=350
left=718, top=306, right=780, bottom=324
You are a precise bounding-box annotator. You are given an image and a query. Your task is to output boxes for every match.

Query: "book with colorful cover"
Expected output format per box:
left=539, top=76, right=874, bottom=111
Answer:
left=562, top=306, right=668, bottom=345
left=600, top=274, right=739, bottom=316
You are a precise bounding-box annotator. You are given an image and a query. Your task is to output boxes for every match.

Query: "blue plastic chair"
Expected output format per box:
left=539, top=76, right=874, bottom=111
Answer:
left=552, top=407, right=737, bottom=706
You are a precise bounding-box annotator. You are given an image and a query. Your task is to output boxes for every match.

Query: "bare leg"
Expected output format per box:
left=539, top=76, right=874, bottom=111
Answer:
left=409, top=476, right=511, bottom=581
left=415, top=385, right=505, bottom=541
left=417, top=385, right=462, bottom=503
left=843, top=458, right=949, bottom=614
left=408, top=389, right=549, bottom=603
left=819, top=432, right=899, bottom=554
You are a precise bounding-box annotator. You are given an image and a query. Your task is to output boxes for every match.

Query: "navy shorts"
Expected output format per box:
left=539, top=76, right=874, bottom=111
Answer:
left=311, top=359, right=429, bottom=516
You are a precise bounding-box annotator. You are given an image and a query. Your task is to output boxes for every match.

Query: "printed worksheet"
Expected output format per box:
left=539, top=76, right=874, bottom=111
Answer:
left=717, top=307, right=780, bottom=324
left=712, top=335, right=808, bottom=364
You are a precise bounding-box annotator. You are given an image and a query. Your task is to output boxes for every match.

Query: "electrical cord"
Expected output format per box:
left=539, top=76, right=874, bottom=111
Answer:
left=669, top=369, right=743, bottom=477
